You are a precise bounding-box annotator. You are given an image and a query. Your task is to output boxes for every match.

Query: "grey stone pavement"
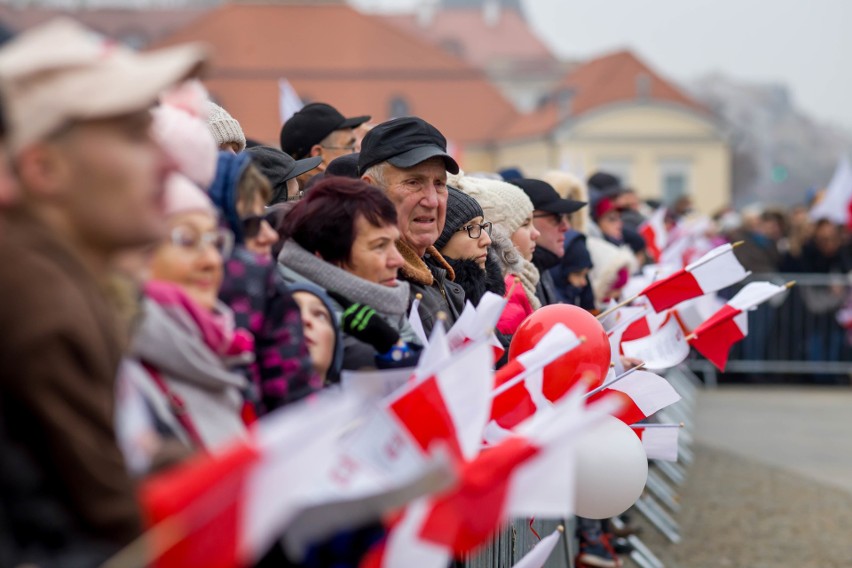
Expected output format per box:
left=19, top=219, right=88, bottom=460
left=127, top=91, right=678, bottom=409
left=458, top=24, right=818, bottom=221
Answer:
left=632, top=386, right=852, bottom=568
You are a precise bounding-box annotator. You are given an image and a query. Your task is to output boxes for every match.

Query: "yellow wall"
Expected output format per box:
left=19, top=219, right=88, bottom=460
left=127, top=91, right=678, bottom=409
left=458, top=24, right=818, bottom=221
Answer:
left=473, top=104, right=732, bottom=215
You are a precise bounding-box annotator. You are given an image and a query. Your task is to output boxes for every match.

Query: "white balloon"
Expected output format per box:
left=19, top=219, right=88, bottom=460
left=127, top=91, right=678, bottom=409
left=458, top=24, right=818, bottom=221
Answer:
left=574, top=415, right=648, bottom=519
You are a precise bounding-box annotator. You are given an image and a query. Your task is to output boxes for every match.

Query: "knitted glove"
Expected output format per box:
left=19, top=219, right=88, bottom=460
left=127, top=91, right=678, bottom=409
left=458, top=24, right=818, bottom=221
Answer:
left=327, top=291, right=401, bottom=354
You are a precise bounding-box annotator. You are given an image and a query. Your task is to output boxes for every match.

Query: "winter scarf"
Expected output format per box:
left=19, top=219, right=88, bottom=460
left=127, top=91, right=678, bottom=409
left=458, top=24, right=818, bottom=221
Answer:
left=444, top=251, right=506, bottom=307
left=278, top=239, right=411, bottom=316
left=131, top=281, right=251, bottom=450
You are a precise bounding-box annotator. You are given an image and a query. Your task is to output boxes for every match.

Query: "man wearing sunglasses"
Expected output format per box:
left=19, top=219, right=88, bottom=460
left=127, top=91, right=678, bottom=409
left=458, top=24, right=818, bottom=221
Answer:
left=511, top=178, right=587, bottom=306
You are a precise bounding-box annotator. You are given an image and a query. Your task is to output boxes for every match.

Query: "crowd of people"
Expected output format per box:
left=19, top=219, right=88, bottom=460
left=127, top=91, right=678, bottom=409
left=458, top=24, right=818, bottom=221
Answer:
left=1, top=16, right=850, bottom=568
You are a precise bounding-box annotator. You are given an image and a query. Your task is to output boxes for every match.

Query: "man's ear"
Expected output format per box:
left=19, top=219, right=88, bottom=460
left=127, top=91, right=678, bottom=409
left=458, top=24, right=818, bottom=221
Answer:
left=15, top=143, right=71, bottom=199
left=361, top=174, right=374, bottom=185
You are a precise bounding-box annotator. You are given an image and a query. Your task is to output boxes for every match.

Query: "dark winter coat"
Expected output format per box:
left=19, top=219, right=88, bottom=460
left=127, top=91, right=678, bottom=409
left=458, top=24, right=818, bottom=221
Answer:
left=0, top=209, right=141, bottom=550
left=397, top=241, right=465, bottom=336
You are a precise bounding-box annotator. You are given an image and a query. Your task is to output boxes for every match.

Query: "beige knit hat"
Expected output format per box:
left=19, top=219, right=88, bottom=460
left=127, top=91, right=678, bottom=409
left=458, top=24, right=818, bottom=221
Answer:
left=206, top=101, right=246, bottom=152
left=449, top=172, right=534, bottom=236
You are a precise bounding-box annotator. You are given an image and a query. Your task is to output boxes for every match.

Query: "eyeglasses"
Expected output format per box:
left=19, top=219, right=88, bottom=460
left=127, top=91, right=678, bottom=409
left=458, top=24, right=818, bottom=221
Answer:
left=169, top=226, right=234, bottom=258
left=457, top=221, right=493, bottom=239
left=241, top=213, right=276, bottom=239
left=320, top=144, right=356, bottom=153
left=533, top=212, right=568, bottom=224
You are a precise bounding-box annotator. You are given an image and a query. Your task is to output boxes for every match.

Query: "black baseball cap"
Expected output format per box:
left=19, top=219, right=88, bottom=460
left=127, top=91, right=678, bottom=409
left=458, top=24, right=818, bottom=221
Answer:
left=358, top=116, right=460, bottom=175
left=246, top=146, right=322, bottom=203
left=511, top=178, right=586, bottom=215
left=325, top=152, right=361, bottom=179
left=279, top=102, right=370, bottom=159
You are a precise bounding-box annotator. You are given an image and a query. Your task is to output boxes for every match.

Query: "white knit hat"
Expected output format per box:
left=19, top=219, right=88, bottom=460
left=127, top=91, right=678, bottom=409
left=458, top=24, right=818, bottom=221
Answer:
left=206, top=101, right=246, bottom=152
left=449, top=172, right=534, bottom=236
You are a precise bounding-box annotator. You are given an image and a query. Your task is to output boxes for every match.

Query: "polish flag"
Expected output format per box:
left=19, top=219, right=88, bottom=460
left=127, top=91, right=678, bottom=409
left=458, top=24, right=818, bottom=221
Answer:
left=140, top=390, right=452, bottom=568
left=639, top=207, right=667, bottom=263
left=446, top=292, right=507, bottom=361
left=408, top=296, right=429, bottom=345
left=369, top=386, right=614, bottom=567
left=585, top=369, right=681, bottom=425
left=640, top=243, right=749, bottom=312
left=488, top=324, right=583, bottom=430
left=511, top=528, right=563, bottom=568
left=689, top=281, right=790, bottom=371
left=388, top=340, right=494, bottom=462
left=413, top=318, right=452, bottom=380
left=620, top=317, right=691, bottom=371
left=631, top=425, right=680, bottom=462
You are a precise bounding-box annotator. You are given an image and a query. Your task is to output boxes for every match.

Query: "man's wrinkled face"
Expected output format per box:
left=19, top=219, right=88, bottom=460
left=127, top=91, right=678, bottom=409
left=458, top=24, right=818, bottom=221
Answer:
left=376, top=157, right=448, bottom=257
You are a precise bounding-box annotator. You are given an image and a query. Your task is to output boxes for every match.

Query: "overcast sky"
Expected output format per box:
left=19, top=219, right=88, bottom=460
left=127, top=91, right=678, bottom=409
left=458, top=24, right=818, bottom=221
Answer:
left=353, top=0, right=852, bottom=130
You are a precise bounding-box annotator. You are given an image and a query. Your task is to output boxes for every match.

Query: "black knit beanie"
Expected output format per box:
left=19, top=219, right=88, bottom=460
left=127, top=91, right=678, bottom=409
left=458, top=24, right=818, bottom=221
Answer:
left=436, top=186, right=485, bottom=251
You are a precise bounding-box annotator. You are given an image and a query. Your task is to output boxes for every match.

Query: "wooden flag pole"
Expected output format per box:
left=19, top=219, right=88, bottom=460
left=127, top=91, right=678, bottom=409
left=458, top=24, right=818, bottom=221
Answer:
left=596, top=293, right=641, bottom=320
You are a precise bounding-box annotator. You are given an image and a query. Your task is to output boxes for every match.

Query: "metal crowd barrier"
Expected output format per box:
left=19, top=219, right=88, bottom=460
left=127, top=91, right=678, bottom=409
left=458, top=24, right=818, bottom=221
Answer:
left=687, top=272, right=852, bottom=387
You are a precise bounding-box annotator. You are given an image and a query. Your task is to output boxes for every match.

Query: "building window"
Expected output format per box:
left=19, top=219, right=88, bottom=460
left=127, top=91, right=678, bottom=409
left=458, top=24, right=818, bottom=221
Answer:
left=388, top=96, right=410, bottom=119
left=659, top=159, right=691, bottom=204
left=595, top=158, right=632, bottom=185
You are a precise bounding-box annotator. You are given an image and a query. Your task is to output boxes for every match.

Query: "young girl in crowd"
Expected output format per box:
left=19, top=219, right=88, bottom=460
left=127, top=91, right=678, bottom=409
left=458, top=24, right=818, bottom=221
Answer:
left=449, top=173, right=541, bottom=337
left=435, top=186, right=505, bottom=306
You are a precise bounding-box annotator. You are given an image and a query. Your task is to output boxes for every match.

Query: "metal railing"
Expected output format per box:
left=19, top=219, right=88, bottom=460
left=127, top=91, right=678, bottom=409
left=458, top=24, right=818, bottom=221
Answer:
left=685, top=272, right=852, bottom=386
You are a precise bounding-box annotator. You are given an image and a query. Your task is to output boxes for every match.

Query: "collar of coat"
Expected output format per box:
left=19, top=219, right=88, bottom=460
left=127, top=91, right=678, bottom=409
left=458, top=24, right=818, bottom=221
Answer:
left=396, top=240, right=456, bottom=286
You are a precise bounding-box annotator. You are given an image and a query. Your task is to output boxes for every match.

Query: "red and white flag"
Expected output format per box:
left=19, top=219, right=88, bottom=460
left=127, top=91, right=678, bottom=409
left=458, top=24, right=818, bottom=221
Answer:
left=138, top=389, right=456, bottom=568
left=488, top=324, right=583, bottom=431
left=621, top=317, right=690, bottom=371
left=639, top=207, right=667, bottom=263
left=639, top=243, right=749, bottom=313
left=446, top=292, right=507, bottom=360
left=413, top=318, right=452, bottom=380
left=388, top=340, right=494, bottom=462
left=586, top=369, right=681, bottom=425
left=408, top=296, right=429, bottom=346
left=369, top=386, right=615, bottom=567
left=632, top=425, right=680, bottom=462
left=689, top=281, right=790, bottom=371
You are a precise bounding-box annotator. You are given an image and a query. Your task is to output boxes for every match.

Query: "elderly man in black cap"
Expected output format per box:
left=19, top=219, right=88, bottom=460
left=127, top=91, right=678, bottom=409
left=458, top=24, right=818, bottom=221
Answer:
left=359, top=116, right=465, bottom=334
left=511, top=178, right=586, bottom=306
left=279, top=102, right=370, bottom=187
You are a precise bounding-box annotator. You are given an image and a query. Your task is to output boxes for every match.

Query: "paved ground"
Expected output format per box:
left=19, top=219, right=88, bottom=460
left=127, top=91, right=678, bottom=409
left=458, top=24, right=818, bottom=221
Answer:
left=631, top=386, right=852, bottom=568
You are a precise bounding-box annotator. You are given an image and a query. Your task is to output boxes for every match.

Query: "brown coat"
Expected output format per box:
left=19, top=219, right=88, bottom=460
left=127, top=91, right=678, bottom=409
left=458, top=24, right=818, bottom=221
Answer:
left=0, top=209, right=141, bottom=545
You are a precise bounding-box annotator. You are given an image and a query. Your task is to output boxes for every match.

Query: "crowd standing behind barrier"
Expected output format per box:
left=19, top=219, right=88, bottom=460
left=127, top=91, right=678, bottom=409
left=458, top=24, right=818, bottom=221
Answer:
left=0, top=15, right=851, bottom=568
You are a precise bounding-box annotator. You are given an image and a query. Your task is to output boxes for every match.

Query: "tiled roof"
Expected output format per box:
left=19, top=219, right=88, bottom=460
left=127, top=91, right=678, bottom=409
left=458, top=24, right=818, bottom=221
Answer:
left=156, top=3, right=518, bottom=145
left=499, top=49, right=709, bottom=141
left=383, top=8, right=556, bottom=71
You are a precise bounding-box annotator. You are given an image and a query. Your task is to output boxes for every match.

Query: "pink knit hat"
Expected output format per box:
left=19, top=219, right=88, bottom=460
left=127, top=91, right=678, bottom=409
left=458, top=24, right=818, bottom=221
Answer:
left=162, top=172, right=215, bottom=218
left=152, top=80, right=218, bottom=189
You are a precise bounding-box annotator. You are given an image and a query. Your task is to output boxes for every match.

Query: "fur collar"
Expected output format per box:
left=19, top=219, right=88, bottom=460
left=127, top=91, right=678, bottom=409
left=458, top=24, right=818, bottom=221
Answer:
left=396, top=241, right=457, bottom=286
left=444, top=253, right=505, bottom=306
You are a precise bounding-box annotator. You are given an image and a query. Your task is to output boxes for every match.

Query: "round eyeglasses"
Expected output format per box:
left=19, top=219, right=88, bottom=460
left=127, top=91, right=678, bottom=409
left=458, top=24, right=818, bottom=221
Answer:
left=169, top=226, right=234, bottom=259
left=457, top=221, right=493, bottom=239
